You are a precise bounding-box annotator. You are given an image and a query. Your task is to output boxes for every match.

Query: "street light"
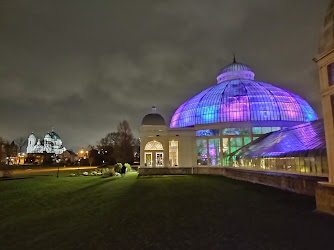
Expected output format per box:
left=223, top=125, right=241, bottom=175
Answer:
left=78, top=159, right=81, bottom=176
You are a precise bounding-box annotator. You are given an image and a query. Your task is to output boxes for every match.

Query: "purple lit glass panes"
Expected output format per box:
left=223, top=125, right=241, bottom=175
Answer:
left=243, top=80, right=280, bottom=121
left=170, top=87, right=213, bottom=128
left=220, top=80, right=250, bottom=122
left=209, top=139, right=221, bottom=166
left=287, top=91, right=318, bottom=122
left=196, top=129, right=220, bottom=137
left=235, top=120, right=326, bottom=159
left=258, top=82, right=304, bottom=121
left=222, top=128, right=250, bottom=135
left=170, top=103, right=186, bottom=128
left=196, top=139, right=208, bottom=165
left=328, top=63, right=334, bottom=86
left=196, top=82, right=228, bottom=124
left=170, top=78, right=317, bottom=128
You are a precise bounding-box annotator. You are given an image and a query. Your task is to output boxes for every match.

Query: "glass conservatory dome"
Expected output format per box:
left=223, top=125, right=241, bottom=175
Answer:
left=170, top=61, right=318, bottom=128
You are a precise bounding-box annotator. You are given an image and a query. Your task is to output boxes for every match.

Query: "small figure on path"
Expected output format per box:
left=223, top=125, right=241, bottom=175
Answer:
left=121, top=165, right=127, bottom=177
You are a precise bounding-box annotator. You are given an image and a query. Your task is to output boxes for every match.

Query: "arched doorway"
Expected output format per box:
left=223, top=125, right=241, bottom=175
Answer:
left=144, top=140, right=164, bottom=167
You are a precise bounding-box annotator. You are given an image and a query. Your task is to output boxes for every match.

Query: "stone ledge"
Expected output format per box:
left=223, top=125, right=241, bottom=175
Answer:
left=138, top=167, right=328, bottom=196
left=316, top=182, right=334, bottom=215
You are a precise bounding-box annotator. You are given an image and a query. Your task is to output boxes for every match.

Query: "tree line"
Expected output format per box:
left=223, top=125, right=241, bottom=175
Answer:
left=0, top=120, right=139, bottom=166
left=0, top=137, right=24, bottom=164
left=85, top=120, right=140, bottom=166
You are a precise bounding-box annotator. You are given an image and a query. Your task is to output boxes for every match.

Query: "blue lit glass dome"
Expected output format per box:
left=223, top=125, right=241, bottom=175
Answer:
left=170, top=61, right=318, bottom=128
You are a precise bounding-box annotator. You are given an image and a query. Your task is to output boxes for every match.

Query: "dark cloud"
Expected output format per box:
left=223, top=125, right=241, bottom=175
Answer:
left=0, top=0, right=329, bottom=150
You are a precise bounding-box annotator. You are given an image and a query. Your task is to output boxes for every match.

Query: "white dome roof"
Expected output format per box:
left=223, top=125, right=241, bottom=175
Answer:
left=29, top=132, right=36, bottom=138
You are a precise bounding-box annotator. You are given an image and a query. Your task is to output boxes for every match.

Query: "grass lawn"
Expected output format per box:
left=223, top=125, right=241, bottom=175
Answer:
left=1, top=172, right=334, bottom=250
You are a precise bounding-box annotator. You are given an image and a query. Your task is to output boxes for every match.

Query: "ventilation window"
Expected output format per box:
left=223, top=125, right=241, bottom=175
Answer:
left=327, top=62, right=334, bottom=86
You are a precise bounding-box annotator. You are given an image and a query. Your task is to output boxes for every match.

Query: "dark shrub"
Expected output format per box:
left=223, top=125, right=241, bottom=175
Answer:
left=102, top=168, right=115, bottom=178
left=114, top=163, right=123, bottom=173
left=97, top=164, right=109, bottom=174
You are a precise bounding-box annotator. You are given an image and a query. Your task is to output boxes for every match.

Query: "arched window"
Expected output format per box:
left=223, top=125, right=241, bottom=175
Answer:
left=145, top=140, right=164, bottom=151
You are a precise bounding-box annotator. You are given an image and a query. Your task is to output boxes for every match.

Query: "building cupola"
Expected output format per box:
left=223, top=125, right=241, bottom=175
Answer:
left=142, top=106, right=166, bottom=126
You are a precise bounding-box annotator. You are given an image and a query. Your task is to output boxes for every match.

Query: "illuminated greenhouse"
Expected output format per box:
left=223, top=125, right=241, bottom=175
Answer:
left=170, top=60, right=317, bottom=127
left=140, top=60, right=318, bottom=168
left=229, top=120, right=327, bottom=175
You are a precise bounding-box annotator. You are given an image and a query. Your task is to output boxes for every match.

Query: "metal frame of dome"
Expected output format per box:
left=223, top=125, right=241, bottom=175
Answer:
left=170, top=62, right=317, bottom=128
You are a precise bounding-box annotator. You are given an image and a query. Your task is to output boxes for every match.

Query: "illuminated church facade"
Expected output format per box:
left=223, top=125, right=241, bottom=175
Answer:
left=140, top=60, right=318, bottom=169
left=27, top=131, right=66, bottom=155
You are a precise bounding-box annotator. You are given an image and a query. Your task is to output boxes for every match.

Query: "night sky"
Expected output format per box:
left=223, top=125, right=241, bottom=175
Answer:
left=0, top=0, right=329, bottom=151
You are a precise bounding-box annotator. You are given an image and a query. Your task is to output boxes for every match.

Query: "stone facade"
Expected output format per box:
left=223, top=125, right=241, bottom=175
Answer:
left=315, top=182, right=334, bottom=214
left=139, top=167, right=327, bottom=196
left=314, top=0, right=334, bottom=215
left=140, top=123, right=197, bottom=168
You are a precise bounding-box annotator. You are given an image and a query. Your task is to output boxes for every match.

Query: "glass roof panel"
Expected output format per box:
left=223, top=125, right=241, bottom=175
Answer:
left=232, top=120, right=326, bottom=158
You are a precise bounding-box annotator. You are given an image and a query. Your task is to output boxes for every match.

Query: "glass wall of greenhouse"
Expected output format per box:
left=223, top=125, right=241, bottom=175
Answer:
left=196, top=126, right=283, bottom=166
left=228, top=120, right=328, bottom=175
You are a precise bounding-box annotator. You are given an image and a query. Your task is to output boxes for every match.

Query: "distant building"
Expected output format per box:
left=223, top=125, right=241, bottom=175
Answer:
left=26, top=130, right=66, bottom=154
left=59, top=150, right=78, bottom=164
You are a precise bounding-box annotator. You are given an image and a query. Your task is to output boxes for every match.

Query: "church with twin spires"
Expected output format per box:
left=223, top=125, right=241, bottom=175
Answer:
left=26, top=130, right=66, bottom=155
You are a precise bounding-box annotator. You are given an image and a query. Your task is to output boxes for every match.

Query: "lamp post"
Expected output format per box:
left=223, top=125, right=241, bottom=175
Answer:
left=78, top=159, right=80, bottom=176
left=77, top=149, right=85, bottom=176
left=57, top=164, right=60, bottom=178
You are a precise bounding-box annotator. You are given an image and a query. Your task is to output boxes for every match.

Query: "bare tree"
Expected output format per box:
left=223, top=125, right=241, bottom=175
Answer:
left=97, top=132, right=119, bottom=149
left=3, top=141, right=18, bottom=165
left=0, top=137, right=13, bottom=177
left=117, top=120, right=135, bottom=164
left=95, top=121, right=136, bottom=165
left=0, top=137, right=8, bottom=164
left=97, top=132, right=119, bottom=165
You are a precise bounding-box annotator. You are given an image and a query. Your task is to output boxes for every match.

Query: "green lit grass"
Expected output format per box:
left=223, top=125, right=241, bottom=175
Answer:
left=1, top=172, right=333, bottom=249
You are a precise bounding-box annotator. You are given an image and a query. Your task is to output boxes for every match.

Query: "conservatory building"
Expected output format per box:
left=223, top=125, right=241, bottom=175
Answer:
left=140, top=60, right=318, bottom=169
